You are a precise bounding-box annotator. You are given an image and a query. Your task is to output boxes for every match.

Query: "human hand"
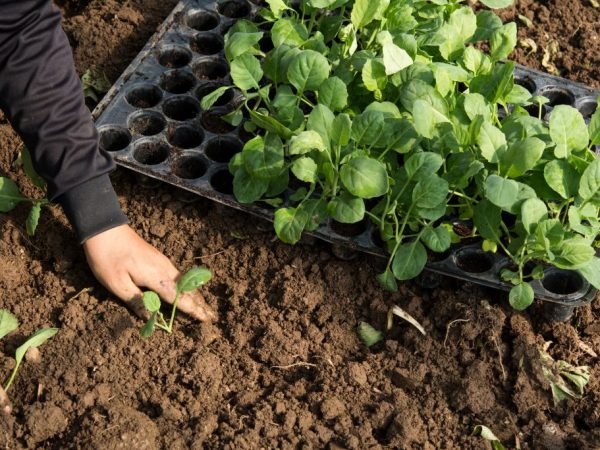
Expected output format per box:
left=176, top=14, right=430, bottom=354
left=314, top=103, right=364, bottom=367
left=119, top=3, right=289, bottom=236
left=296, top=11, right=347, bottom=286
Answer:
left=82, top=224, right=216, bottom=322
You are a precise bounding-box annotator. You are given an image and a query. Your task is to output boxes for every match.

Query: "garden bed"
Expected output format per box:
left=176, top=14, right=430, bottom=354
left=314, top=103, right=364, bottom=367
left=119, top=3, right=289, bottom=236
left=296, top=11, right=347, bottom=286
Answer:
left=0, top=0, right=599, bottom=448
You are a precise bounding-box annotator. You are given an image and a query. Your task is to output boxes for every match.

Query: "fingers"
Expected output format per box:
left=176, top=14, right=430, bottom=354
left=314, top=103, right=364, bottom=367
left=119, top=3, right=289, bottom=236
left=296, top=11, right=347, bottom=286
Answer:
left=0, top=386, right=12, bottom=416
left=106, top=276, right=149, bottom=320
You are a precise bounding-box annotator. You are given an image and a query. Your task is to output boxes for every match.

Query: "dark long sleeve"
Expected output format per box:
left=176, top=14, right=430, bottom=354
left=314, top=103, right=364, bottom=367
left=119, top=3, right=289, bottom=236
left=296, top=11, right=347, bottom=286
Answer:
left=0, top=0, right=128, bottom=242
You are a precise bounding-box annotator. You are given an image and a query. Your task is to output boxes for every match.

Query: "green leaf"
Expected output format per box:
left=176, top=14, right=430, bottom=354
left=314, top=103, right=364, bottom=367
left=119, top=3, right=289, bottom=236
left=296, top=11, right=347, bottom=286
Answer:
left=357, top=322, right=383, bottom=347
left=549, top=105, right=589, bottom=158
left=521, top=198, right=547, bottom=234
left=0, top=177, right=25, bottom=212
left=362, top=58, right=387, bottom=94
left=287, top=50, right=330, bottom=93
left=291, top=157, right=318, bottom=183
left=306, top=0, right=337, bottom=8
left=421, top=226, right=451, bottom=253
left=405, top=152, right=443, bottom=179
left=265, top=0, right=292, bottom=17
left=579, top=158, right=600, bottom=205
left=230, top=54, right=263, bottom=91
left=482, top=239, right=498, bottom=253
left=177, top=266, right=212, bottom=293
left=382, top=41, right=413, bottom=75
left=472, top=425, right=506, bottom=450
left=200, top=86, right=230, bottom=110
left=271, top=18, right=308, bottom=47
left=578, top=257, right=600, bottom=290
left=274, top=207, right=309, bottom=244
left=331, top=113, right=352, bottom=146
left=249, top=110, right=293, bottom=140
left=243, top=133, right=285, bottom=179
left=142, top=291, right=161, bottom=312
left=470, top=61, right=514, bottom=103
left=328, top=193, right=365, bottom=224
left=544, top=160, right=579, bottom=199
left=264, top=45, right=300, bottom=84
left=225, top=32, right=263, bottom=60
left=484, top=175, right=519, bottom=210
left=413, top=99, right=451, bottom=139
left=351, top=0, right=389, bottom=30
left=376, top=269, right=398, bottom=292
left=554, top=237, right=595, bottom=269
left=340, top=157, right=388, bottom=199
left=473, top=199, right=502, bottom=241
left=438, top=7, right=477, bottom=60
left=351, top=110, right=385, bottom=146
left=463, top=93, right=492, bottom=121
left=7, top=328, right=59, bottom=389
left=392, top=241, right=427, bottom=280
left=140, top=312, right=157, bottom=338
left=501, top=137, right=545, bottom=178
left=0, top=310, right=18, bottom=340
left=589, top=108, right=600, bottom=146
left=318, top=77, right=348, bottom=112
left=233, top=166, right=269, bottom=203
left=471, top=10, right=503, bottom=41
left=24, top=202, right=41, bottom=237
left=490, top=22, right=517, bottom=61
left=476, top=122, right=507, bottom=163
left=479, top=0, right=513, bottom=8
left=412, top=175, right=448, bottom=209
left=289, top=131, right=326, bottom=155
left=20, top=147, right=45, bottom=190
left=307, top=104, right=335, bottom=147
left=509, top=282, right=534, bottom=311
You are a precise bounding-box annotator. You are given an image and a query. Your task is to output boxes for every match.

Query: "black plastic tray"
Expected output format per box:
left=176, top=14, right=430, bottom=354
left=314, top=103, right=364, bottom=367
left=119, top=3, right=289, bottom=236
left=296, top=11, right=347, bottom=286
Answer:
left=93, top=0, right=599, bottom=321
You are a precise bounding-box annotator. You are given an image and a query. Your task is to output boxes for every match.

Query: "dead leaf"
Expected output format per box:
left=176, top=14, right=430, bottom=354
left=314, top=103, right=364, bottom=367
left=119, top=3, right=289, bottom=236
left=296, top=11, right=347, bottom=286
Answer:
left=519, top=38, right=538, bottom=56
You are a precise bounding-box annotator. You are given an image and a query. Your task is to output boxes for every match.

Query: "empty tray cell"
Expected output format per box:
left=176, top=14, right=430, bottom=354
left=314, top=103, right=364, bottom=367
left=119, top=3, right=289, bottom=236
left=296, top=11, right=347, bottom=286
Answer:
left=217, top=0, right=251, bottom=18
left=454, top=247, right=495, bottom=274
left=210, top=169, right=234, bottom=194
left=192, top=58, right=228, bottom=81
left=542, top=268, right=586, bottom=296
left=515, top=76, right=536, bottom=93
left=126, top=84, right=163, bottom=108
left=539, top=86, right=575, bottom=107
left=201, top=110, right=237, bottom=134
left=577, top=97, right=598, bottom=119
left=190, top=32, right=224, bottom=55
left=167, top=124, right=204, bottom=148
left=172, top=153, right=207, bottom=179
left=185, top=9, right=220, bottom=31
left=160, top=69, right=196, bottom=94
left=128, top=111, right=166, bottom=136
left=162, top=96, right=200, bottom=121
left=330, top=219, right=367, bottom=237
left=157, top=45, right=193, bottom=68
left=98, top=126, right=131, bottom=152
left=196, top=83, right=234, bottom=107
left=133, top=139, right=170, bottom=165
left=205, top=136, right=242, bottom=162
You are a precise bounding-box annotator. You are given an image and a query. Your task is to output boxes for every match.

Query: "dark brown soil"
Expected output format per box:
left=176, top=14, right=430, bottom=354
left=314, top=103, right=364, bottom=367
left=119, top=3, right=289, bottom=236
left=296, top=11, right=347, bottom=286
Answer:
left=0, top=1, right=599, bottom=449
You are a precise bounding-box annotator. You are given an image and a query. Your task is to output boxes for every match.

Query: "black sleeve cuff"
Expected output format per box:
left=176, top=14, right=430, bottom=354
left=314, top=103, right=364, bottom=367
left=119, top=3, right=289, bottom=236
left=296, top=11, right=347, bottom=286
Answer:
left=56, top=174, right=129, bottom=243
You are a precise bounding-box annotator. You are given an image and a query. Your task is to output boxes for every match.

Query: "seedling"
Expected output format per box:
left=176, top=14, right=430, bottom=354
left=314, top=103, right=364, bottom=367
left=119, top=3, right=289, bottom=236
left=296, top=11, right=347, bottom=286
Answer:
left=81, top=68, right=111, bottom=103
left=472, top=425, right=506, bottom=450
left=540, top=342, right=590, bottom=405
left=0, top=309, right=58, bottom=404
left=356, top=321, right=383, bottom=347
left=140, top=266, right=212, bottom=337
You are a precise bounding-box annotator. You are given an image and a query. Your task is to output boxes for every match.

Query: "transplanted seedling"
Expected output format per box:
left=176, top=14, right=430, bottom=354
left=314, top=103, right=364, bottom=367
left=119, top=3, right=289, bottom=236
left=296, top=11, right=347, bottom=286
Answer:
left=0, top=309, right=58, bottom=413
left=140, top=266, right=212, bottom=338
left=81, top=68, right=111, bottom=103
left=472, top=425, right=506, bottom=450
left=539, top=342, right=590, bottom=405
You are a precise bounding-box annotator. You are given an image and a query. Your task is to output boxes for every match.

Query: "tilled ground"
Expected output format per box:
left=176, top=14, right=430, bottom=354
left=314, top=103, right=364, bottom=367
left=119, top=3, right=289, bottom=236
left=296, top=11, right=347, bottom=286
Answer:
left=0, top=0, right=599, bottom=448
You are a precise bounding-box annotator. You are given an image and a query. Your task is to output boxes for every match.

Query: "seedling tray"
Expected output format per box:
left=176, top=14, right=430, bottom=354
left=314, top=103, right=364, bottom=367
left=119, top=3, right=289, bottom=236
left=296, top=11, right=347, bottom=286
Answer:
left=93, top=0, right=599, bottom=321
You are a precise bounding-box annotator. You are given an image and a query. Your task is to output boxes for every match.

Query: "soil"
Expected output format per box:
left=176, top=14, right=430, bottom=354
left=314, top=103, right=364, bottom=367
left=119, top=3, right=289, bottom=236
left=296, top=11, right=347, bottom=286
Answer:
left=0, top=1, right=599, bottom=449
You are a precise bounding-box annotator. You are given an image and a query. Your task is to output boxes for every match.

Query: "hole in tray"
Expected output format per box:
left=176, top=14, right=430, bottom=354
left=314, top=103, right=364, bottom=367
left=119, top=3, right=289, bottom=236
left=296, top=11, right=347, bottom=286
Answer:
left=578, top=98, right=598, bottom=119
left=454, top=247, right=495, bottom=273
left=539, top=87, right=575, bottom=107
left=125, top=84, right=162, bottom=108
left=205, top=136, right=242, bottom=162
left=515, top=76, right=536, bottom=93
left=133, top=140, right=170, bottom=165
left=190, top=33, right=224, bottom=55
left=210, top=169, right=234, bottom=194
left=162, top=96, right=200, bottom=121
left=167, top=125, right=204, bottom=148
left=186, top=10, right=219, bottom=31
left=128, top=111, right=166, bottom=136
left=159, top=70, right=196, bottom=94
left=157, top=46, right=192, bottom=68
left=193, top=59, right=228, bottom=80
left=201, top=110, right=237, bottom=134
left=524, top=103, right=548, bottom=119
left=428, top=249, right=451, bottom=263
left=98, top=126, right=131, bottom=152
left=172, top=154, right=207, bottom=179
left=217, top=0, right=251, bottom=18
left=542, top=269, right=584, bottom=295
left=330, top=219, right=367, bottom=237
left=196, top=83, right=235, bottom=107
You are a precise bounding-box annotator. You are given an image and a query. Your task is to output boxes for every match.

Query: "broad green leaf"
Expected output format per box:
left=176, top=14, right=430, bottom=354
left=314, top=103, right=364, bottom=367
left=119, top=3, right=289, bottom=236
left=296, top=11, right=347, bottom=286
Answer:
left=328, top=193, right=365, bottom=223
left=265, top=169, right=289, bottom=197
left=463, top=93, right=492, bottom=121
left=26, top=203, right=42, bottom=236
left=306, top=0, right=337, bottom=8
left=471, top=10, right=503, bottom=41
left=473, top=199, right=502, bottom=241
left=233, top=167, right=269, bottom=203
left=20, top=148, right=45, bottom=190
left=376, top=269, right=398, bottom=292
left=200, top=86, right=230, bottom=111
left=490, top=22, right=517, bottom=61
left=421, top=226, right=451, bottom=252
left=243, top=133, right=284, bottom=179
left=351, top=0, right=389, bottom=30
left=479, top=0, right=513, bottom=7
left=476, top=121, right=507, bottom=163
left=351, top=110, right=385, bottom=145
left=382, top=42, right=413, bottom=75
left=140, top=312, right=157, bottom=338
left=318, top=77, right=348, bottom=111
left=177, top=266, right=212, bottom=292
left=340, top=157, right=388, bottom=199
left=405, top=152, right=443, bottom=179
left=509, top=282, right=534, bottom=311
left=470, top=61, right=514, bottom=103
left=505, top=84, right=533, bottom=105
left=288, top=50, right=330, bottom=93
left=298, top=198, right=327, bottom=231
left=291, top=157, right=318, bottom=183
left=485, top=175, right=519, bottom=210
left=482, top=239, right=498, bottom=253
left=225, top=32, right=262, bottom=60
left=271, top=19, right=308, bottom=47
left=378, top=118, right=419, bottom=153
left=412, top=175, right=448, bottom=209
left=362, top=59, right=387, bottom=94
left=289, top=131, right=326, bottom=155
left=331, top=113, right=352, bottom=146
left=143, top=291, right=161, bottom=312
left=473, top=425, right=506, bottom=450
left=501, top=137, right=545, bottom=178
left=544, top=160, right=579, bottom=199
left=578, top=257, right=600, bottom=290
left=357, top=322, right=383, bottom=347
left=462, top=46, right=493, bottom=75
left=521, top=198, right=547, bottom=234
left=230, top=54, right=263, bottom=91
left=0, top=177, right=24, bottom=212
left=438, top=7, right=477, bottom=60
left=392, top=241, right=427, bottom=280
left=7, top=328, right=59, bottom=389
left=266, top=0, right=292, bottom=17
left=554, top=237, right=595, bottom=269
left=263, top=45, right=300, bottom=84
left=589, top=108, right=600, bottom=146
left=413, top=99, right=451, bottom=139
left=0, top=310, right=18, bottom=340
left=249, top=110, right=293, bottom=139
left=506, top=181, right=537, bottom=214
left=274, top=207, right=309, bottom=244
left=579, top=158, right=600, bottom=204
left=549, top=105, right=589, bottom=158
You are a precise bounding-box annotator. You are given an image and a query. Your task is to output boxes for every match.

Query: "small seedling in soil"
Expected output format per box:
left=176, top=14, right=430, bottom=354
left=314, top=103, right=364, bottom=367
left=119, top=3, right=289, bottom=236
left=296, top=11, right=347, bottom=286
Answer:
left=472, top=425, right=506, bottom=450
left=0, top=309, right=58, bottom=413
left=356, top=322, right=383, bottom=347
left=140, top=266, right=212, bottom=338
left=540, top=342, right=590, bottom=405
left=81, top=68, right=111, bottom=103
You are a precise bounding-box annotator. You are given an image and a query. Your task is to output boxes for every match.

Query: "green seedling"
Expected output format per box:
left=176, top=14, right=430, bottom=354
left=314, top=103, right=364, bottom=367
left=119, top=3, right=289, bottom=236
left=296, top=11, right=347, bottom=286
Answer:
left=0, top=309, right=58, bottom=396
left=81, top=68, right=111, bottom=103
left=472, top=425, right=506, bottom=450
left=540, top=343, right=590, bottom=405
left=356, top=321, right=383, bottom=347
left=140, top=266, right=212, bottom=338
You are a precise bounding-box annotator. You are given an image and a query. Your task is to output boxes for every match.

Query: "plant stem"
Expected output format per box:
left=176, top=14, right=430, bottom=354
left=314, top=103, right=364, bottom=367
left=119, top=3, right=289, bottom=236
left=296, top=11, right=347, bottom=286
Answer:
left=4, top=362, right=20, bottom=391
left=167, top=291, right=181, bottom=332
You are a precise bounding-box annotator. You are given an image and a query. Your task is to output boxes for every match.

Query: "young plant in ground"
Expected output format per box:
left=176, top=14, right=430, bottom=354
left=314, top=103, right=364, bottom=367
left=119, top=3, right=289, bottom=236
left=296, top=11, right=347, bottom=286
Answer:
left=0, top=309, right=58, bottom=405
left=140, top=266, right=212, bottom=337
left=472, top=425, right=506, bottom=450
left=203, top=0, right=600, bottom=311
left=540, top=342, right=590, bottom=404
